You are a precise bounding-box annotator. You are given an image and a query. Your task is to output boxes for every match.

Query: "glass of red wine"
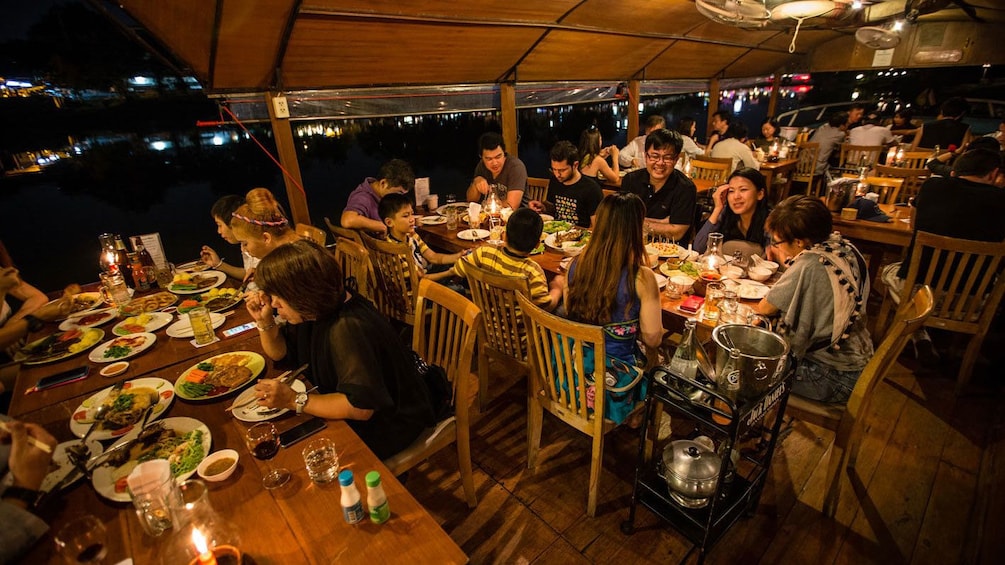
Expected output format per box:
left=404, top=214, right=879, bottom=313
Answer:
left=54, top=514, right=107, bottom=564
left=246, top=422, right=291, bottom=489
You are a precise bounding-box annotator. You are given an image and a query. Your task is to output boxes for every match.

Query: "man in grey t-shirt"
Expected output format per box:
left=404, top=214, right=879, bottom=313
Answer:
left=466, top=132, right=527, bottom=209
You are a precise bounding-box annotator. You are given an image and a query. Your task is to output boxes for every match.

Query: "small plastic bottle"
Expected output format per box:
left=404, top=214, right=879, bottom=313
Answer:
left=365, top=471, right=390, bottom=524
left=339, top=470, right=365, bottom=524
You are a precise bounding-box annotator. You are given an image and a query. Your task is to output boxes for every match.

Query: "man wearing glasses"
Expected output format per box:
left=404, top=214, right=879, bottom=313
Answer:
left=528, top=141, right=602, bottom=228
left=466, top=132, right=527, bottom=209
left=620, top=129, right=696, bottom=242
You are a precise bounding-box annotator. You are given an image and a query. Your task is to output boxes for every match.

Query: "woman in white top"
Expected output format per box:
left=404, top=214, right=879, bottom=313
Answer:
left=710, top=121, right=760, bottom=173
left=675, top=118, right=704, bottom=159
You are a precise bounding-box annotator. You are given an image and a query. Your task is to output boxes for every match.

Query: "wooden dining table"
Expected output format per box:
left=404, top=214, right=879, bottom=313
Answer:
left=758, top=158, right=798, bottom=202
left=829, top=202, right=914, bottom=290
left=10, top=280, right=467, bottom=564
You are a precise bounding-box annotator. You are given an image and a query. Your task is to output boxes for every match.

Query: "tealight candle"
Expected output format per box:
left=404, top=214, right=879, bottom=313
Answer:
left=192, top=529, right=218, bottom=565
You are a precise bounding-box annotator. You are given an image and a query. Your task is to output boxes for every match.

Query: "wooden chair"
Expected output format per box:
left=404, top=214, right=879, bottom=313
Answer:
left=526, top=177, right=549, bottom=204
left=384, top=279, right=480, bottom=508
left=323, top=216, right=364, bottom=245
left=331, top=237, right=374, bottom=300
left=785, top=286, right=933, bottom=517
left=792, top=142, right=821, bottom=198
left=295, top=223, right=326, bottom=246
left=874, top=164, right=928, bottom=203
left=519, top=293, right=620, bottom=517
left=689, top=158, right=731, bottom=186
left=795, top=130, right=811, bottom=145
left=464, top=264, right=532, bottom=412
left=838, top=144, right=883, bottom=170
left=895, top=151, right=932, bottom=170
left=359, top=233, right=420, bottom=326
left=839, top=174, right=905, bottom=205
left=876, top=232, right=1005, bottom=393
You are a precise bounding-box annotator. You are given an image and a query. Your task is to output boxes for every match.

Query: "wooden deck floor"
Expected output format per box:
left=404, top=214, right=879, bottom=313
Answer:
left=404, top=351, right=1005, bottom=564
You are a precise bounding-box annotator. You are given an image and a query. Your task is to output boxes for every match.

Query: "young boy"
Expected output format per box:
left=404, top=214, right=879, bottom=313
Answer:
left=200, top=195, right=260, bottom=283
left=379, top=193, right=463, bottom=282
left=450, top=208, right=564, bottom=311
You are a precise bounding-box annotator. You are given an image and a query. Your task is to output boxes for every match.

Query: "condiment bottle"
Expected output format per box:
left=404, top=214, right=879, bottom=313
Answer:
left=668, top=319, right=699, bottom=382
left=339, top=470, right=365, bottom=524
left=129, top=252, right=151, bottom=291
left=365, top=471, right=390, bottom=524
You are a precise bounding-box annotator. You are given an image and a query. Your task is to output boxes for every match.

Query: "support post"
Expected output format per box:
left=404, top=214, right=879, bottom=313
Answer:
left=767, top=71, right=782, bottom=118
left=706, top=77, right=720, bottom=138
left=627, top=80, right=641, bottom=141
left=500, top=82, right=518, bottom=158
left=265, top=91, right=310, bottom=226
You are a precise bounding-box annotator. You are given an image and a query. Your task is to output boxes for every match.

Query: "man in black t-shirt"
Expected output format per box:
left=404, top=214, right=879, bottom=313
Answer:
left=620, top=128, right=696, bottom=242
left=529, top=141, right=602, bottom=228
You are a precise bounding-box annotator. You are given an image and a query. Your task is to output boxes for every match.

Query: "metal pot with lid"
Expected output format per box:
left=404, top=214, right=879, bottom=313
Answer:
left=660, top=438, right=722, bottom=508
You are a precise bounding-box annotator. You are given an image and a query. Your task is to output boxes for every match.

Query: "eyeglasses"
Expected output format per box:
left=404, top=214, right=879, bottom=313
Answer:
left=646, top=152, right=677, bottom=164
left=769, top=238, right=788, bottom=247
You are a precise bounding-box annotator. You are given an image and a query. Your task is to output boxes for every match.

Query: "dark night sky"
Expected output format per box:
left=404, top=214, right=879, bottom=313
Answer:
left=0, top=0, right=62, bottom=42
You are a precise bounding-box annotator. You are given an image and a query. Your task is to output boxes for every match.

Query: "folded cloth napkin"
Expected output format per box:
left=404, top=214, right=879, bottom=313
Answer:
left=850, top=197, right=891, bottom=223
left=127, top=459, right=172, bottom=494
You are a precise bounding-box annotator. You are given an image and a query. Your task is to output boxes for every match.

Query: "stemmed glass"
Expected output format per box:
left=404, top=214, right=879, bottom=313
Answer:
left=246, top=422, right=291, bottom=489
left=54, top=514, right=107, bottom=564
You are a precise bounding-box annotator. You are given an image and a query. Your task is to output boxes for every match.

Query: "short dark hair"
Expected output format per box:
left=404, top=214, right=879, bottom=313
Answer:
left=728, top=167, right=767, bottom=192
left=644, top=128, right=684, bottom=155
left=676, top=118, right=696, bottom=137
left=211, top=195, right=244, bottom=226
left=952, top=149, right=1001, bottom=178
left=256, top=239, right=345, bottom=320
left=828, top=112, right=848, bottom=128
left=723, top=121, right=749, bottom=141
left=549, top=140, right=579, bottom=165
left=766, top=195, right=833, bottom=245
left=712, top=110, right=732, bottom=122
left=378, top=192, right=413, bottom=221
left=849, top=103, right=866, bottom=111
left=478, top=132, right=505, bottom=153
left=967, top=137, right=1000, bottom=153
left=761, top=118, right=780, bottom=137
left=643, top=115, right=667, bottom=131
left=378, top=159, right=415, bottom=192
left=864, top=113, right=883, bottom=126
left=940, top=97, right=968, bottom=119
left=505, top=208, right=544, bottom=253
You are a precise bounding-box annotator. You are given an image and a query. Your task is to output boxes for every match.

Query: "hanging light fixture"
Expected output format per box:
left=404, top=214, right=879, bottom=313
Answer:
left=770, top=1, right=838, bottom=53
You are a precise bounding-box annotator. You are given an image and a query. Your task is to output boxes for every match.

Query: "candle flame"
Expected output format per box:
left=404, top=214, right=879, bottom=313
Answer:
left=192, top=528, right=210, bottom=555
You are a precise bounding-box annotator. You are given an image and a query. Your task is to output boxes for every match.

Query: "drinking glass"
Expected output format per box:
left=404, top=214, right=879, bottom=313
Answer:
left=155, top=263, right=175, bottom=289
left=703, top=282, right=725, bottom=321
left=187, top=306, right=216, bottom=345
left=487, top=216, right=504, bottom=246
left=246, top=422, right=290, bottom=489
left=719, top=289, right=741, bottom=324
left=444, top=209, right=459, bottom=231
left=99, top=272, right=131, bottom=307
left=54, top=514, right=108, bottom=564
left=302, top=437, right=339, bottom=484
left=128, top=461, right=180, bottom=537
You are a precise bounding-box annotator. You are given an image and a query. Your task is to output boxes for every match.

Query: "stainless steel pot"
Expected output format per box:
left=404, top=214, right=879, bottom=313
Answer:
left=711, top=324, right=789, bottom=400
left=660, top=439, right=722, bottom=508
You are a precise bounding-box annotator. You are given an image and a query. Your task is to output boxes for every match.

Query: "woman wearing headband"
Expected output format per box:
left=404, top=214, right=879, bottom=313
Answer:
left=230, top=188, right=302, bottom=260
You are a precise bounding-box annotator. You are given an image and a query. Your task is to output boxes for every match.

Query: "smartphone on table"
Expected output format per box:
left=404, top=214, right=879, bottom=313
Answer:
left=27, top=365, right=89, bottom=394
left=279, top=417, right=326, bottom=448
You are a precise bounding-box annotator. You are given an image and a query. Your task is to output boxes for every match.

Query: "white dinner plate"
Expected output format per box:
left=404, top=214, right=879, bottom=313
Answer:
left=231, top=380, right=308, bottom=423
left=112, top=312, right=173, bottom=336
left=420, top=215, right=447, bottom=225
left=173, top=351, right=266, bottom=401
left=58, top=292, right=104, bottom=319
left=165, top=312, right=227, bottom=338
left=457, top=229, right=490, bottom=241
left=654, top=273, right=668, bottom=290
left=726, top=279, right=769, bottom=300
left=70, top=377, right=175, bottom=440
left=58, top=308, right=117, bottom=331
left=168, top=270, right=227, bottom=294
left=176, top=260, right=211, bottom=273
left=539, top=214, right=554, bottom=222
left=39, top=439, right=104, bottom=494
left=88, top=332, right=157, bottom=363
left=544, top=233, right=589, bottom=255
left=435, top=203, right=469, bottom=215
left=91, top=417, right=211, bottom=502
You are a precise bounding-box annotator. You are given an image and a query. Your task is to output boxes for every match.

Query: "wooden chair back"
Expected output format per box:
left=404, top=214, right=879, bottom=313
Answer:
left=895, top=151, right=931, bottom=170
left=878, top=232, right=1005, bottom=393
left=874, top=164, right=929, bottom=203
left=464, top=264, right=532, bottom=411
left=841, top=174, right=906, bottom=205
left=518, top=293, right=615, bottom=516
left=359, top=233, right=420, bottom=326
left=786, top=286, right=933, bottom=516
left=526, top=177, right=549, bottom=204
left=689, top=158, right=731, bottom=185
left=383, top=279, right=480, bottom=508
left=295, top=223, right=326, bottom=246
left=795, top=130, right=811, bottom=145
left=838, top=144, right=883, bottom=170
left=323, top=216, right=364, bottom=245
left=331, top=238, right=374, bottom=300
left=792, top=142, right=821, bottom=196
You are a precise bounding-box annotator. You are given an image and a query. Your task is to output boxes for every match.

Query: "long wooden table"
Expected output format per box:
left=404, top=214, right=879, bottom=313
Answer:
left=830, top=202, right=914, bottom=290
left=12, top=283, right=467, bottom=564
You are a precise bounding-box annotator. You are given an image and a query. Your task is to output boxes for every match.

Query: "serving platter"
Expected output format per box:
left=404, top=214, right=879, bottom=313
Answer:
left=16, top=328, right=104, bottom=366
left=174, top=351, right=265, bottom=401
left=169, top=270, right=226, bottom=294
left=70, top=377, right=175, bottom=441
left=88, top=332, right=157, bottom=363
left=58, top=308, right=117, bottom=331
left=112, top=312, right=173, bottom=336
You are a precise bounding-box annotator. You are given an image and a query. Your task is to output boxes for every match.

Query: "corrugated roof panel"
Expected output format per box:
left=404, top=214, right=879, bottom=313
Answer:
left=304, top=0, right=578, bottom=22
left=119, top=0, right=215, bottom=80
left=518, top=31, right=669, bottom=81
left=562, top=0, right=712, bottom=37
left=647, top=41, right=749, bottom=79
left=212, top=0, right=298, bottom=90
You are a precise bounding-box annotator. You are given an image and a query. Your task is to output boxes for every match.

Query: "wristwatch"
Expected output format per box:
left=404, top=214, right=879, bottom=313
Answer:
left=24, top=314, right=44, bottom=333
left=294, top=391, right=309, bottom=414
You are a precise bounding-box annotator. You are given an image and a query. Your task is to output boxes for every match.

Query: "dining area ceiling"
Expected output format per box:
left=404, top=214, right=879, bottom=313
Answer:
left=108, top=0, right=1005, bottom=94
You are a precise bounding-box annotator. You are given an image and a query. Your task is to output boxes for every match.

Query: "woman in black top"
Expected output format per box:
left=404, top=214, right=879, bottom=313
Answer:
left=693, top=167, right=770, bottom=255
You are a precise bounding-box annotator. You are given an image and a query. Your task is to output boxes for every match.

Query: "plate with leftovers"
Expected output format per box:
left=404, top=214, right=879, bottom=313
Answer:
left=435, top=203, right=470, bottom=216
left=645, top=241, right=685, bottom=258
left=165, top=312, right=227, bottom=338
left=539, top=214, right=554, bottom=222
left=659, top=261, right=701, bottom=279
left=58, top=308, right=117, bottom=331
left=176, top=260, right=211, bottom=273
left=457, top=229, right=490, bottom=241
left=542, top=220, right=573, bottom=235
left=230, top=379, right=308, bottom=423
left=724, top=279, right=770, bottom=300
left=544, top=229, right=591, bottom=255
left=91, top=417, right=211, bottom=502
left=39, top=439, right=104, bottom=494
left=168, top=270, right=226, bottom=294
left=176, top=287, right=242, bottom=314
left=174, top=351, right=265, bottom=401
left=16, top=328, right=105, bottom=365
left=88, top=332, right=157, bottom=363
left=112, top=312, right=173, bottom=336
left=123, top=291, right=178, bottom=313
left=419, top=215, right=447, bottom=225
left=70, top=377, right=175, bottom=441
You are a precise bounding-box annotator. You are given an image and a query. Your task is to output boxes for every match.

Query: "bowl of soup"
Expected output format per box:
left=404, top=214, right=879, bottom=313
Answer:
left=197, top=449, right=239, bottom=482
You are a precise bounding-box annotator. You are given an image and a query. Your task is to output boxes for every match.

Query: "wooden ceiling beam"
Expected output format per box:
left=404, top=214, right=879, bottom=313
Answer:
left=270, top=0, right=303, bottom=91
left=208, top=0, right=224, bottom=90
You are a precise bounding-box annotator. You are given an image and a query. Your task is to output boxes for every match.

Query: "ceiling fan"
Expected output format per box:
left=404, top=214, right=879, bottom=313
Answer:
left=694, top=0, right=772, bottom=27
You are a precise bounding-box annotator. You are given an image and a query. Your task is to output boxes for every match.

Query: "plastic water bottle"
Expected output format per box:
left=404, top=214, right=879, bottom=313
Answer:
left=365, top=471, right=390, bottom=524
left=339, top=470, right=365, bottom=524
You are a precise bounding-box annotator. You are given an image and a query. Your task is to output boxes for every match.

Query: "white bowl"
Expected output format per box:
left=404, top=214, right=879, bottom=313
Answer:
left=197, top=449, right=239, bottom=482
left=758, top=260, right=779, bottom=274
left=646, top=253, right=660, bottom=267
left=669, top=275, right=696, bottom=291
left=748, top=267, right=772, bottom=282
left=99, top=361, right=129, bottom=378
left=719, top=265, right=743, bottom=279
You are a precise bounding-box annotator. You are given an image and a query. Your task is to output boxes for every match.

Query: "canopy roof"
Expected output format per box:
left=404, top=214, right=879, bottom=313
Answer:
left=111, top=0, right=1005, bottom=95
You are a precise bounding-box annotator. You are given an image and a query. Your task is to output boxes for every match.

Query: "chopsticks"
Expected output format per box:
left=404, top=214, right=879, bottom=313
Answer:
left=0, top=421, right=53, bottom=454
left=225, top=363, right=310, bottom=412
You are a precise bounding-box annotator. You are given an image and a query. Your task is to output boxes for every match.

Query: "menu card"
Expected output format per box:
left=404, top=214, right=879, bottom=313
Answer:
left=414, top=177, right=430, bottom=208
left=137, top=233, right=167, bottom=269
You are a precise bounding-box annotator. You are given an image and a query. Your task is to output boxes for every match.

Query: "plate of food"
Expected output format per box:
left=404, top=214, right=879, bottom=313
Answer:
left=165, top=313, right=227, bottom=338
left=544, top=229, right=591, bottom=255
left=659, top=260, right=701, bottom=279
left=70, top=377, right=175, bottom=441
left=176, top=260, right=211, bottom=273
left=168, top=270, right=226, bottom=294
left=112, top=312, right=173, bottom=336
left=177, top=287, right=242, bottom=314
left=539, top=214, right=554, bottom=222
left=88, top=332, right=157, bottom=363
left=124, top=291, right=178, bottom=314
left=38, top=439, right=104, bottom=495
left=646, top=241, right=685, bottom=258
left=91, top=417, right=211, bottom=502
left=436, top=202, right=470, bottom=216
left=16, top=328, right=105, bottom=365
left=725, top=279, right=769, bottom=300
left=420, top=215, right=447, bottom=225
left=65, top=292, right=104, bottom=317
left=457, top=229, right=490, bottom=241
left=58, top=308, right=117, bottom=331
left=174, top=351, right=265, bottom=401
left=542, top=220, right=573, bottom=234
left=230, top=379, right=308, bottom=423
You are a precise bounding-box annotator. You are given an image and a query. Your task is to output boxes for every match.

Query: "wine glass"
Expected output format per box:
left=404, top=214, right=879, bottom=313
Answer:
left=54, top=514, right=107, bottom=564
left=246, top=422, right=291, bottom=489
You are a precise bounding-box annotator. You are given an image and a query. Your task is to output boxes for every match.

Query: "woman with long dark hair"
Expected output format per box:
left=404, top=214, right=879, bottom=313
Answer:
left=675, top=118, right=704, bottom=159
left=578, top=126, right=621, bottom=187
left=693, top=167, right=770, bottom=256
